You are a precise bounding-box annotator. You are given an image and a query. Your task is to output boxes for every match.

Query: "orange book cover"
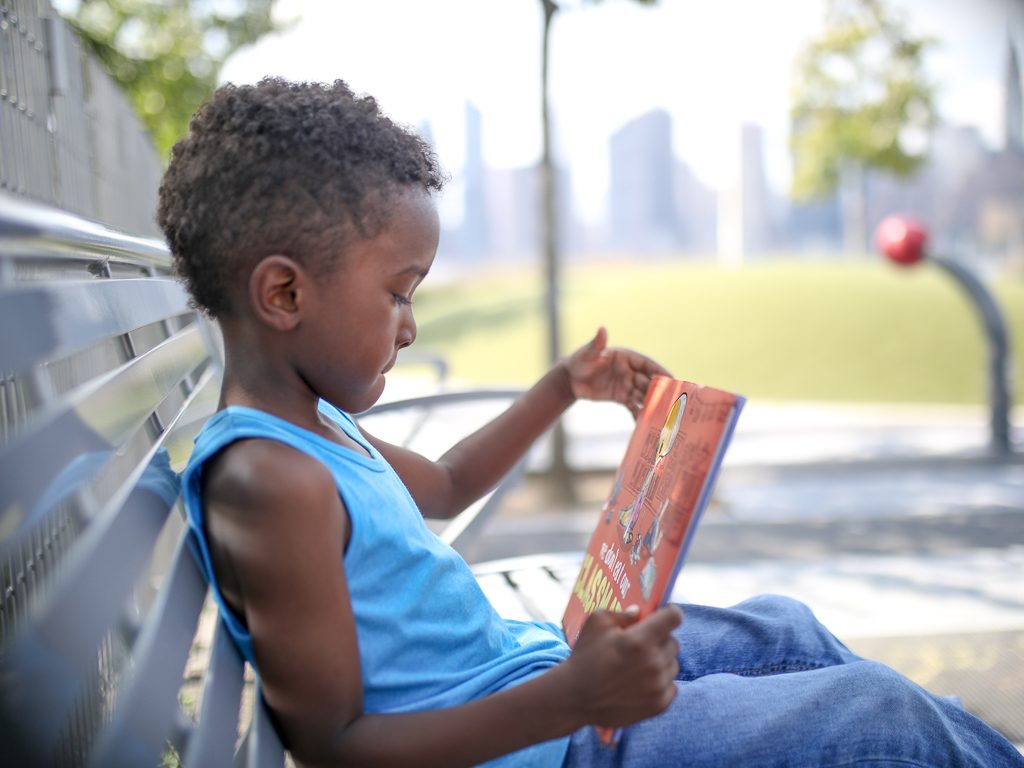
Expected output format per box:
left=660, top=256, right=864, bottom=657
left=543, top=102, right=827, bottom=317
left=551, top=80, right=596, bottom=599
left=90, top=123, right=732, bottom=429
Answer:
left=561, top=376, right=745, bottom=744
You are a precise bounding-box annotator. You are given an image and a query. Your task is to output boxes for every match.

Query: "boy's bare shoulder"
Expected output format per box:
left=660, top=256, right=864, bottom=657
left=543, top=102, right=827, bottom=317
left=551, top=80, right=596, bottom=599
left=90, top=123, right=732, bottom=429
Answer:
left=200, top=437, right=350, bottom=636
left=204, top=437, right=338, bottom=521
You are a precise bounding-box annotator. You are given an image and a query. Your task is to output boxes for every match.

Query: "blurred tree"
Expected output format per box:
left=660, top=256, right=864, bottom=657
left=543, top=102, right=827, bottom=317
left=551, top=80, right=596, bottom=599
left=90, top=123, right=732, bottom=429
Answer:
left=62, top=0, right=283, bottom=159
left=790, top=0, right=936, bottom=254
left=538, top=0, right=656, bottom=498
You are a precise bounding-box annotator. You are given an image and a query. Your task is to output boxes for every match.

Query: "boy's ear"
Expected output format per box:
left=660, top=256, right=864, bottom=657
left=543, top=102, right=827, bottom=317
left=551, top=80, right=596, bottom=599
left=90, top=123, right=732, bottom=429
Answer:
left=248, top=255, right=309, bottom=331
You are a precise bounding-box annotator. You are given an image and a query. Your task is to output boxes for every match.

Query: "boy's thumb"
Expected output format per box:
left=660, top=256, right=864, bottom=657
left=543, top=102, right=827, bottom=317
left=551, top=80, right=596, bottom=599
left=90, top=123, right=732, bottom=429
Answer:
left=605, top=604, right=641, bottom=628
left=582, top=326, right=608, bottom=359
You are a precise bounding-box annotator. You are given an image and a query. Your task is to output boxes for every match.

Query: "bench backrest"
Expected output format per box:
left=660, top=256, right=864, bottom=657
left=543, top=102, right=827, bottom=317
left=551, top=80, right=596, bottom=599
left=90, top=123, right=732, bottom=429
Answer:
left=0, top=192, right=284, bottom=768
left=0, top=192, right=532, bottom=768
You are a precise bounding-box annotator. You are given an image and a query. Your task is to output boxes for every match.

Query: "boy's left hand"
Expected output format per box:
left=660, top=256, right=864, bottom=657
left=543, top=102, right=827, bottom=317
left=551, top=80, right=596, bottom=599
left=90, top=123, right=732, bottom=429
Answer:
left=562, top=327, right=671, bottom=418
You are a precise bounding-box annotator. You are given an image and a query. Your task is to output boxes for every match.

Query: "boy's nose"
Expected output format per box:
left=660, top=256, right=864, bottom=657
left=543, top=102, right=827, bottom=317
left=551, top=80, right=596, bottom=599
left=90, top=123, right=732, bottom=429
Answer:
left=397, top=311, right=416, bottom=349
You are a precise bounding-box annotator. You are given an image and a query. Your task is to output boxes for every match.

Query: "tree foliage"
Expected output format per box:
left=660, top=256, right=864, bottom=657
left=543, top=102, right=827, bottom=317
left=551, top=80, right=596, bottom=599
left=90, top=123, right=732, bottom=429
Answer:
left=790, top=0, right=936, bottom=201
left=63, top=0, right=283, bottom=159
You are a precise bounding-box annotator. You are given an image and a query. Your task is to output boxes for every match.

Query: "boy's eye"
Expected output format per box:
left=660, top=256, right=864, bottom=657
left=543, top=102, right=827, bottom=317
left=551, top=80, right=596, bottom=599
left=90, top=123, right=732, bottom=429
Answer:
left=392, top=293, right=413, bottom=306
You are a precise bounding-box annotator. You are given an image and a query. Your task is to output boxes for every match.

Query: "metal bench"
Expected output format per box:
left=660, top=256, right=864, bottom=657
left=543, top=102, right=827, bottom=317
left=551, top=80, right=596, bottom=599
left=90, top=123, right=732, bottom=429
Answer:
left=0, top=193, right=531, bottom=767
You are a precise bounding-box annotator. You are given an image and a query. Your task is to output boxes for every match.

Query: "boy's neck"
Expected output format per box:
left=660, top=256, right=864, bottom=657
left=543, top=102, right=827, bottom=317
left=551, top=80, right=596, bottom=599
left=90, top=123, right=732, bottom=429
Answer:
left=217, top=333, right=367, bottom=453
left=220, top=373, right=369, bottom=455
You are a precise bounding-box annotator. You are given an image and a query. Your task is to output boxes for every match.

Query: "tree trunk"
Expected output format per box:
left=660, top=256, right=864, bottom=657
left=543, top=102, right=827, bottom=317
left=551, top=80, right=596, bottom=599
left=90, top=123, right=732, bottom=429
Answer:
left=539, top=0, right=575, bottom=502
left=840, top=160, right=868, bottom=256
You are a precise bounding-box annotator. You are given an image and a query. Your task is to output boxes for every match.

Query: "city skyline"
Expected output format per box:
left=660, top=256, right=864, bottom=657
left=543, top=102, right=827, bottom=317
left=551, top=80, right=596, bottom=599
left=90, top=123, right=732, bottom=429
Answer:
left=442, top=35, right=1023, bottom=269
left=220, top=0, right=1023, bottom=228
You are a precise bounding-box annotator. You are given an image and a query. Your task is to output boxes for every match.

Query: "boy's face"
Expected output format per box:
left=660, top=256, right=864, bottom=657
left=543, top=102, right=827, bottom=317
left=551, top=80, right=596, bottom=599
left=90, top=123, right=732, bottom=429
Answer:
left=301, top=186, right=439, bottom=413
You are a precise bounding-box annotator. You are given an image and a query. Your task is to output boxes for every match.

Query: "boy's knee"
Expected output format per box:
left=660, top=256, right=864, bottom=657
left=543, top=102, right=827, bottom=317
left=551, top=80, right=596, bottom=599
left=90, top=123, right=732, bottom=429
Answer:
left=738, top=593, right=817, bottom=621
left=842, top=660, right=926, bottom=712
left=820, top=663, right=1013, bottom=765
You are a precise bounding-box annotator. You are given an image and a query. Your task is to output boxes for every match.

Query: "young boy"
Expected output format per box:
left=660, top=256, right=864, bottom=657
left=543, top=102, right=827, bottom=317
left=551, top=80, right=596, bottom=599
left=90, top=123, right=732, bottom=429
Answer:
left=160, top=78, right=1023, bottom=767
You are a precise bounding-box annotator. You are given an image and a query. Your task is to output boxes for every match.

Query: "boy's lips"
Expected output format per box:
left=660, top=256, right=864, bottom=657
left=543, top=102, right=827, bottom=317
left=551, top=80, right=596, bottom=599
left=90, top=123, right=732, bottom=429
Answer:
left=382, top=355, right=398, bottom=374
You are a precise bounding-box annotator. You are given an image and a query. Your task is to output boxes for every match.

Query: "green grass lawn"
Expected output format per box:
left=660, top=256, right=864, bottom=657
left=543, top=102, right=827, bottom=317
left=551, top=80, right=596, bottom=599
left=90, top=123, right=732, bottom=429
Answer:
left=411, top=259, right=1024, bottom=406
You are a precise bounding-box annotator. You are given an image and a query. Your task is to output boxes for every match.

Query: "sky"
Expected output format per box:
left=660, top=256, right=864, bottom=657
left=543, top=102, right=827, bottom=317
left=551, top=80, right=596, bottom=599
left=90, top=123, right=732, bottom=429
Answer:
left=219, top=0, right=1023, bottom=226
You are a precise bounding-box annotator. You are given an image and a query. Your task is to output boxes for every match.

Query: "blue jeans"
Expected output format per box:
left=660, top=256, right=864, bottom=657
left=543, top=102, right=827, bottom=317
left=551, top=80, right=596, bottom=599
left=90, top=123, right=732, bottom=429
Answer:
left=563, top=595, right=1023, bottom=767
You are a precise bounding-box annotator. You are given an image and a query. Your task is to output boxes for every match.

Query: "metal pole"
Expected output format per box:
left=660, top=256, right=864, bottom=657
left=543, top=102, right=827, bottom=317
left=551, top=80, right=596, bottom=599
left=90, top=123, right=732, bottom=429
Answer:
left=932, top=257, right=1013, bottom=455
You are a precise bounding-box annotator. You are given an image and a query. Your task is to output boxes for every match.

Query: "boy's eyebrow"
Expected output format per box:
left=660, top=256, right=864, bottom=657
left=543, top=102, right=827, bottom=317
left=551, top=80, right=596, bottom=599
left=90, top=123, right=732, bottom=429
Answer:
left=394, top=266, right=430, bottom=278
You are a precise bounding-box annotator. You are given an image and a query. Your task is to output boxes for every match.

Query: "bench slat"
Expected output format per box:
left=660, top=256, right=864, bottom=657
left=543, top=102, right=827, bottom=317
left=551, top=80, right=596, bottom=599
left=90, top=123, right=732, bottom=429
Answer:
left=182, top=619, right=246, bottom=768
left=0, top=372, right=218, bottom=758
left=546, top=558, right=585, bottom=585
left=505, top=568, right=572, bottom=624
left=0, top=324, right=207, bottom=539
left=235, top=683, right=285, bottom=768
left=89, top=535, right=207, bottom=768
left=0, top=464, right=176, bottom=761
left=475, top=573, right=535, bottom=622
left=0, top=278, right=191, bottom=374
left=473, top=553, right=584, bottom=625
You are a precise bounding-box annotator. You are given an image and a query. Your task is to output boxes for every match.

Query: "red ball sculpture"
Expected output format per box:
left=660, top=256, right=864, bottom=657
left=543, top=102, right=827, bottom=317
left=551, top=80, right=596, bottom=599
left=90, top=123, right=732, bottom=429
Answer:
left=876, top=215, right=928, bottom=266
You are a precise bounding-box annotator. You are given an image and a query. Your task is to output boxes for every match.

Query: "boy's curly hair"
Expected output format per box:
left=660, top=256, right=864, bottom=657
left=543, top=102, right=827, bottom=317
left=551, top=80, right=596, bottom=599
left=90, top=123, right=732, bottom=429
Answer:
left=157, top=78, right=445, bottom=317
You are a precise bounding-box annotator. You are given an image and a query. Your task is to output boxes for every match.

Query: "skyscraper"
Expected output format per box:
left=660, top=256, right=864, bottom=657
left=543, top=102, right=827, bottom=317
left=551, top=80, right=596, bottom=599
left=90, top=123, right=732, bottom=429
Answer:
left=608, top=109, right=679, bottom=252
left=1005, top=36, right=1023, bottom=152
left=718, top=122, right=772, bottom=264
left=462, top=101, right=490, bottom=258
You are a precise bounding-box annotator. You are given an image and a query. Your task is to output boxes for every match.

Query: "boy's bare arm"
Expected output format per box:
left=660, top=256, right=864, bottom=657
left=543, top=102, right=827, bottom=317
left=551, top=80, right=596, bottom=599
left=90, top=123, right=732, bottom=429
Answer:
left=323, top=605, right=681, bottom=768
left=365, top=327, right=670, bottom=519
left=363, top=362, right=575, bottom=518
left=204, top=439, right=681, bottom=768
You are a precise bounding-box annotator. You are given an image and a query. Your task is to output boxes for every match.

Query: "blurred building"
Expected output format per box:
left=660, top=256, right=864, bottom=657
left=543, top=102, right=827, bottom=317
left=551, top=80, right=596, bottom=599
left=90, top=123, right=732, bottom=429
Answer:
left=475, top=162, right=576, bottom=264
left=608, top=110, right=680, bottom=252
left=605, top=109, right=715, bottom=255
left=1005, top=36, right=1023, bottom=153
left=674, top=159, right=717, bottom=253
left=462, top=102, right=490, bottom=260
left=483, top=165, right=538, bottom=261
left=441, top=101, right=582, bottom=266
left=781, top=197, right=842, bottom=254
left=718, top=123, right=774, bottom=264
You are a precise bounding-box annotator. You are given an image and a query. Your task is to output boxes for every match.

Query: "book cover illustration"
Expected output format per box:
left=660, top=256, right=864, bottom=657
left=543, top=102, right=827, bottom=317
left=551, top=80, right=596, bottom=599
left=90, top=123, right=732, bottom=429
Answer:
left=562, top=376, right=745, bottom=646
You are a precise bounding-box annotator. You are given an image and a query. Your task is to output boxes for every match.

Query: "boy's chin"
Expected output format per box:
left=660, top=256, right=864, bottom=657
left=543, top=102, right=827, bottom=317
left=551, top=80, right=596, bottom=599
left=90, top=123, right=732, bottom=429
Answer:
left=326, top=376, right=387, bottom=414
left=354, top=376, right=387, bottom=413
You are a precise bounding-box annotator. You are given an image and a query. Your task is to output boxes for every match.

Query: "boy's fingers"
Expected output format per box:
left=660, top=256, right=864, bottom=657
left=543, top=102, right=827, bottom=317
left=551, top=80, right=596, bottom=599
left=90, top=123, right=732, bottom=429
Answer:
left=656, top=681, right=679, bottom=711
left=663, top=648, right=681, bottom=677
left=632, top=605, right=684, bottom=640
left=581, top=606, right=641, bottom=635
left=639, top=355, right=672, bottom=378
left=605, top=604, right=641, bottom=628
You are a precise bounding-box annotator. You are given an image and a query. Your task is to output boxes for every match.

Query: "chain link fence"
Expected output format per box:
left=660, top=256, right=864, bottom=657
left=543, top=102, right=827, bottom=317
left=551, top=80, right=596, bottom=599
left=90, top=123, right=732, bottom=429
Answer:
left=1, top=0, right=163, bottom=237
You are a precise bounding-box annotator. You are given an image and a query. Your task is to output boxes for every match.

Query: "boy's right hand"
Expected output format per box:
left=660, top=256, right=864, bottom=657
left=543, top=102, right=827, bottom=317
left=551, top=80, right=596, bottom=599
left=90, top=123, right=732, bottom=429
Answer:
left=564, top=605, right=683, bottom=728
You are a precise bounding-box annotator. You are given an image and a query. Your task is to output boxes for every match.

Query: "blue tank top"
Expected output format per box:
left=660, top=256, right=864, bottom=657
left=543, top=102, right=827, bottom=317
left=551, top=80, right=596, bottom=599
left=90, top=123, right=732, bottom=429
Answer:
left=182, top=400, right=571, bottom=767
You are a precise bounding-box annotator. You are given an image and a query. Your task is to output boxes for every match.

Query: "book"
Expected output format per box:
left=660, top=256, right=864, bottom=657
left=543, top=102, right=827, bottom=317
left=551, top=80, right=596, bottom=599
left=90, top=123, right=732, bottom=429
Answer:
left=561, top=375, right=745, bottom=745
